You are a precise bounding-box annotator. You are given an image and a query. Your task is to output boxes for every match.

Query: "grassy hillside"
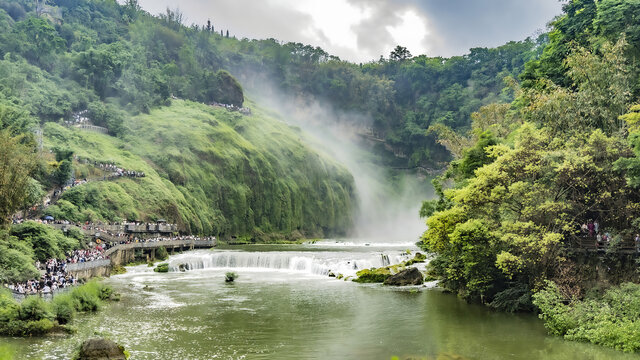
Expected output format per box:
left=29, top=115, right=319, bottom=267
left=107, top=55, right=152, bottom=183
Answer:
left=44, top=100, right=355, bottom=239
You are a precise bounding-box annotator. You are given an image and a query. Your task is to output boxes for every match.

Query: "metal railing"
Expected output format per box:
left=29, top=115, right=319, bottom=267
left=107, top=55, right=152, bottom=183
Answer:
left=66, top=259, right=111, bottom=272
left=64, top=240, right=216, bottom=272
left=104, top=239, right=216, bottom=257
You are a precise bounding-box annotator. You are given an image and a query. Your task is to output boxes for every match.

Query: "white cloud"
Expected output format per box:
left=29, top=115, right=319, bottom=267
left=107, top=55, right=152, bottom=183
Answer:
left=135, top=0, right=562, bottom=62
left=386, top=9, right=429, bottom=59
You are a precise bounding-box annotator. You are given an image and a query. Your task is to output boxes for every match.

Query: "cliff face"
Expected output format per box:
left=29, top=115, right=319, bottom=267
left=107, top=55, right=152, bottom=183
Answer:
left=44, top=100, right=355, bottom=238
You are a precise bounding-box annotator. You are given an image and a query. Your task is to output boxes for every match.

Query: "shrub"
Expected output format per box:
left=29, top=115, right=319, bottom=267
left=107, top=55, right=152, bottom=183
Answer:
left=0, top=295, right=55, bottom=336
left=533, top=281, right=640, bottom=352
left=0, top=290, right=21, bottom=335
left=69, top=281, right=108, bottom=312
left=225, top=272, right=238, bottom=282
left=18, top=296, right=53, bottom=322
left=44, top=199, right=82, bottom=223
left=51, top=294, right=75, bottom=324
left=353, top=268, right=391, bottom=283
left=111, top=264, right=127, bottom=274
left=0, top=241, right=39, bottom=283
left=0, top=282, right=113, bottom=336
left=22, top=318, right=55, bottom=335
left=99, top=285, right=113, bottom=301
left=155, top=246, right=168, bottom=261
left=154, top=263, right=169, bottom=273
left=404, top=252, right=427, bottom=266
left=71, top=288, right=100, bottom=312
left=10, top=221, right=80, bottom=262
left=489, top=283, right=534, bottom=313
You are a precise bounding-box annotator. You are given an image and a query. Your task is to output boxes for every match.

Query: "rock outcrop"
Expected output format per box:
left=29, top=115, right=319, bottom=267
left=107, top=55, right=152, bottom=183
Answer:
left=383, top=267, right=424, bottom=286
left=75, top=338, right=127, bottom=360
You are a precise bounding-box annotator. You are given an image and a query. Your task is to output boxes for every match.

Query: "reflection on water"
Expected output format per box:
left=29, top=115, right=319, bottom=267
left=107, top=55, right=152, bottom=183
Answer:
left=4, top=245, right=637, bottom=360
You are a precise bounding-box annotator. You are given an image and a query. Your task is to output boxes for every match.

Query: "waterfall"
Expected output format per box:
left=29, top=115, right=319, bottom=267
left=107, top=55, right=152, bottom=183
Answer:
left=381, top=254, right=390, bottom=266
left=167, top=250, right=411, bottom=277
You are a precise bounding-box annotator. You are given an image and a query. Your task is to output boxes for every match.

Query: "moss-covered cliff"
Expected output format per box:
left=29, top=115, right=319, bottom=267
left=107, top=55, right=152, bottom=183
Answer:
left=44, top=100, right=355, bottom=239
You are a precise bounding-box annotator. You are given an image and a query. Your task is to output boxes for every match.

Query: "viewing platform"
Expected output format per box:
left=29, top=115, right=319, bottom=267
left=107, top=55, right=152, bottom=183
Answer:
left=571, top=236, right=638, bottom=254
left=74, top=124, right=109, bottom=134
left=103, top=239, right=217, bottom=258
left=67, top=238, right=217, bottom=279
left=50, top=222, right=179, bottom=236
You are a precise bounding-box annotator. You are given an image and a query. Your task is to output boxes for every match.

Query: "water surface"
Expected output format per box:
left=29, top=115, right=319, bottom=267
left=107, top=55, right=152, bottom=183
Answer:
left=3, top=244, right=636, bottom=359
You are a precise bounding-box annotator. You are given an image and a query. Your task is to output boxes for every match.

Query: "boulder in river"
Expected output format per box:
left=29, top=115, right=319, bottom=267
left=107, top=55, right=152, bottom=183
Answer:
left=75, top=338, right=127, bottom=360
left=383, top=267, right=424, bottom=286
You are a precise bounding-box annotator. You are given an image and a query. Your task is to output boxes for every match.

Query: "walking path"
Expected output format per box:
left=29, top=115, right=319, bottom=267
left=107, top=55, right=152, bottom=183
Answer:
left=4, top=235, right=216, bottom=296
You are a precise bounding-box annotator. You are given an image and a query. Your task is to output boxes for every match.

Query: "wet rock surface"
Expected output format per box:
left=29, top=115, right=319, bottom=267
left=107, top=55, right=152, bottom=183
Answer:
left=76, top=338, right=126, bottom=360
left=383, top=267, right=424, bottom=286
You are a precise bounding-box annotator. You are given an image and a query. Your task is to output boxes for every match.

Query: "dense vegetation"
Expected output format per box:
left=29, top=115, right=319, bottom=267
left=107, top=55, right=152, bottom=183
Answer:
left=0, top=281, right=116, bottom=336
left=534, top=282, right=640, bottom=352
left=0, top=0, right=355, bottom=239
left=0, top=0, right=543, bottom=170
left=0, top=0, right=552, bottom=241
left=1, top=0, right=640, bottom=353
left=229, top=38, right=542, bottom=168
left=0, top=0, right=554, bottom=239
left=419, top=0, right=640, bottom=351
left=0, top=221, right=83, bottom=284
left=43, top=100, right=354, bottom=237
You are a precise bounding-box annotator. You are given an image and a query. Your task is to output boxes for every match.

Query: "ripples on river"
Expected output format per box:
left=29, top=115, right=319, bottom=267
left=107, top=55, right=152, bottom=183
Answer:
left=3, top=244, right=637, bottom=360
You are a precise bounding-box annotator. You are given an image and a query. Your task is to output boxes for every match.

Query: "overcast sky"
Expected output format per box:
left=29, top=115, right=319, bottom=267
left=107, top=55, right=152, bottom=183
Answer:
left=136, top=0, right=563, bottom=63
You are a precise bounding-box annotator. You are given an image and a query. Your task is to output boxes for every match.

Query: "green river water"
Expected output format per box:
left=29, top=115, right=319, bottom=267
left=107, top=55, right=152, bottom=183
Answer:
left=2, top=244, right=638, bottom=360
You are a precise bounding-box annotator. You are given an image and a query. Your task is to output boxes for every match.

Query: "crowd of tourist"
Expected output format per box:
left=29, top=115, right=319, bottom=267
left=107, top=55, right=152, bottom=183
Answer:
left=5, top=245, right=110, bottom=295
left=210, top=101, right=252, bottom=115
left=580, top=220, right=640, bottom=251
left=65, top=178, right=89, bottom=191
left=97, top=163, right=145, bottom=179
left=3, top=216, right=216, bottom=297
left=98, top=234, right=215, bottom=247
left=74, top=157, right=146, bottom=180
left=66, top=247, right=107, bottom=263
left=62, top=110, right=90, bottom=126
left=128, top=235, right=216, bottom=244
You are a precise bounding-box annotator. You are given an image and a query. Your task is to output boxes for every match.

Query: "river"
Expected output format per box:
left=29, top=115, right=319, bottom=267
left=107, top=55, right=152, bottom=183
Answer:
left=3, top=243, right=637, bottom=359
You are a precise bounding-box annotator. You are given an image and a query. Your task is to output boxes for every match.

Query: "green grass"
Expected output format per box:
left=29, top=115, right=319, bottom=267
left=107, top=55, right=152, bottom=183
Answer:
left=43, top=99, right=355, bottom=238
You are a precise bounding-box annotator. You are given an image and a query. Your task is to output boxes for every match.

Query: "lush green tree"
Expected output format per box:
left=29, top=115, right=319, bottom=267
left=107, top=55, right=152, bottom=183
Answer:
left=0, top=100, right=36, bottom=134
left=73, top=41, right=130, bottom=98
left=0, top=231, right=39, bottom=284
left=520, top=0, right=598, bottom=87
left=10, top=16, right=65, bottom=66
left=423, top=124, right=638, bottom=305
left=520, top=39, right=631, bottom=139
left=420, top=2, right=640, bottom=315
left=0, top=129, right=38, bottom=226
left=10, top=221, right=79, bottom=261
left=390, top=45, right=412, bottom=61
left=212, top=70, right=244, bottom=106
left=21, top=178, right=44, bottom=214
left=86, top=101, right=124, bottom=134
left=51, top=148, right=73, bottom=190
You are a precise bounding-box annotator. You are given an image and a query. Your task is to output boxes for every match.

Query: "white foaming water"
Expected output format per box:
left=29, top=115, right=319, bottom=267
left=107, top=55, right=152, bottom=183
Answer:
left=308, top=240, right=417, bottom=248
left=167, top=250, right=412, bottom=277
